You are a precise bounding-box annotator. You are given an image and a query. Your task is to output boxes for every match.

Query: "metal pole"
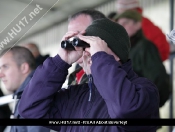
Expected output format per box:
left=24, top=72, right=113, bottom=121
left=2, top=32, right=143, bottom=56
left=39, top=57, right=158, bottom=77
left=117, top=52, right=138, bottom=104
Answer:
left=170, top=0, right=174, bottom=30
left=169, top=0, right=174, bottom=132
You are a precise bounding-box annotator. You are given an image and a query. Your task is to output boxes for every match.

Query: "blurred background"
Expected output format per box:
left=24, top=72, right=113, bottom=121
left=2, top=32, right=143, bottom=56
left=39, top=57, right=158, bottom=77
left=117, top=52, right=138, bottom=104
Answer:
left=0, top=0, right=174, bottom=132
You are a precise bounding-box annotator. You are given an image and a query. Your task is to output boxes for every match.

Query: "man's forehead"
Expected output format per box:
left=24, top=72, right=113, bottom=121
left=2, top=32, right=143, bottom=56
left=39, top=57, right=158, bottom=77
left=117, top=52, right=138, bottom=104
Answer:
left=70, top=14, right=92, bottom=23
left=68, top=15, right=92, bottom=32
left=0, top=52, right=14, bottom=65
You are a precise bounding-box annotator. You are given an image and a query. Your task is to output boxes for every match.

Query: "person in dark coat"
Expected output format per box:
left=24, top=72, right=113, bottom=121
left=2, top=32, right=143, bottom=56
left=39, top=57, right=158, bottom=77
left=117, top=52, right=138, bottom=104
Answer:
left=0, top=46, right=50, bottom=132
left=115, top=10, right=171, bottom=108
left=23, top=43, right=49, bottom=67
left=19, top=18, right=159, bottom=132
left=115, top=0, right=170, bottom=62
left=0, top=89, right=11, bottom=132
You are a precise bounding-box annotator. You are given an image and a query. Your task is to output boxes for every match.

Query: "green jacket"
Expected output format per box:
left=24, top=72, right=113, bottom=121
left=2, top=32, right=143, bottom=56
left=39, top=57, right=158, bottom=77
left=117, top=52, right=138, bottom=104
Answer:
left=129, top=30, right=170, bottom=107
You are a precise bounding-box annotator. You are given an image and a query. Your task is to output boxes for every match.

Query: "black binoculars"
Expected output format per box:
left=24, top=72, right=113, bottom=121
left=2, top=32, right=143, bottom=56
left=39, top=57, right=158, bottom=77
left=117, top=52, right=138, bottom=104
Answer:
left=61, top=37, right=90, bottom=50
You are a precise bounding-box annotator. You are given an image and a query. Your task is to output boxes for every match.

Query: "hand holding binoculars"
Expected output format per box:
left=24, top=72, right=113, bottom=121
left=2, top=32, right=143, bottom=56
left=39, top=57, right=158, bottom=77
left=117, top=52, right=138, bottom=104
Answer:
left=61, top=37, right=90, bottom=50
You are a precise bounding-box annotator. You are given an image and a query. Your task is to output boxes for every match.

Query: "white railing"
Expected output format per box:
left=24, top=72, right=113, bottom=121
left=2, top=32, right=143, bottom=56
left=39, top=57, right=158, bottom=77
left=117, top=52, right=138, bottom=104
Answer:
left=0, top=94, right=14, bottom=106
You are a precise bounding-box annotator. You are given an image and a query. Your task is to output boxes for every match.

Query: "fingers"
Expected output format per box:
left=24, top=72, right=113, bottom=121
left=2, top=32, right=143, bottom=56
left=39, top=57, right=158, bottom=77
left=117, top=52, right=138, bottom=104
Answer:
left=62, top=30, right=86, bottom=42
left=62, top=31, right=79, bottom=41
left=80, top=30, right=86, bottom=35
left=78, top=34, right=91, bottom=40
left=78, top=35, right=98, bottom=46
left=78, top=34, right=107, bottom=48
left=74, top=46, right=84, bottom=52
left=84, top=47, right=90, bottom=53
left=78, top=34, right=108, bottom=56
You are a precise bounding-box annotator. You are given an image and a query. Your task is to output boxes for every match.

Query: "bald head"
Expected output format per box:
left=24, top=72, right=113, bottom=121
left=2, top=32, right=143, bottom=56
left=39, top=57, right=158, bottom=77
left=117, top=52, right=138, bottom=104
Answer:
left=23, top=43, right=40, bottom=58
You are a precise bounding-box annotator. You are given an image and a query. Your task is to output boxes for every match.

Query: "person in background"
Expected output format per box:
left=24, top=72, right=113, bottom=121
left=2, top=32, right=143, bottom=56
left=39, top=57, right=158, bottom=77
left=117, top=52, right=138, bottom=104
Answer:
left=0, top=46, right=50, bottom=132
left=67, top=9, right=106, bottom=85
left=115, top=10, right=170, bottom=108
left=107, top=11, right=117, bottom=21
left=23, top=43, right=50, bottom=67
left=115, top=0, right=170, bottom=61
left=19, top=18, right=159, bottom=132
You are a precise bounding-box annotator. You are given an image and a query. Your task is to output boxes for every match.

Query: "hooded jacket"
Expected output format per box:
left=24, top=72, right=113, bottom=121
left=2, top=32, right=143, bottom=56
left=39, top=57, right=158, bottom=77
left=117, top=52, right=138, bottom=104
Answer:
left=129, top=30, right=171, bottom=107
left=0, top=89, right=11, bottom=132
left=19, top=52, right=159, bottom=132
left=10, top=71, right=50, bottom=132
left=136, top=7, right=170, bottom=61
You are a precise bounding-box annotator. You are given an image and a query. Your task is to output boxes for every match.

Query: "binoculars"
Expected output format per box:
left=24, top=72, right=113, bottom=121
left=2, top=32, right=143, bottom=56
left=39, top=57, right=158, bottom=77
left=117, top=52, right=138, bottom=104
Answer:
left=61, top=37, right=90, bottom=50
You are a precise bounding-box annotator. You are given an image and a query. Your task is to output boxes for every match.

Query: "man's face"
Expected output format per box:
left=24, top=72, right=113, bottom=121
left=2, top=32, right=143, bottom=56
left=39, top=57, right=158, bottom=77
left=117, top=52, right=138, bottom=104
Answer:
left=117, top=18, right=140, bottom=37
left=68, top=15, right=92, bottom=68
left=82, top=51, right=92, bottom=75
left=0, top=52, right=24, bottom=92
left=82, top=46, right=120, bottom=75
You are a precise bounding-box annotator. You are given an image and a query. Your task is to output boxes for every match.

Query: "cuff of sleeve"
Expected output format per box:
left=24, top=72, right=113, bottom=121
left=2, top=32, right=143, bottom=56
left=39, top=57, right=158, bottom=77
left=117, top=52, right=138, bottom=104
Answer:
left=52, top=54, right=71, bottom=70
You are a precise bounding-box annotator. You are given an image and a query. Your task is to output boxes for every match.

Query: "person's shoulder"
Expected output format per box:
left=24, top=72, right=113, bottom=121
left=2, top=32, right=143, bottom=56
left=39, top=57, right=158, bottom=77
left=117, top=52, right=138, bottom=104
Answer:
left=142, top=16, right=165, bottom=35
left=139, top=36, right=158, bottom=49
left=143, top=38, right=159, bottom=51
left=44, top=54, right=50, bottom=58
left=132, top=76, right=158, bottom=91
left=42, top=54, right=50, bottom=60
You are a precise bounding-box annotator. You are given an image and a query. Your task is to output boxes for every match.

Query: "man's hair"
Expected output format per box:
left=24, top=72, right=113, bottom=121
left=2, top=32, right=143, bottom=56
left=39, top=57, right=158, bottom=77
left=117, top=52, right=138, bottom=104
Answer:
left=68, top=9, right=106, bottom=22
left=0, top=46, right=36, bottom=70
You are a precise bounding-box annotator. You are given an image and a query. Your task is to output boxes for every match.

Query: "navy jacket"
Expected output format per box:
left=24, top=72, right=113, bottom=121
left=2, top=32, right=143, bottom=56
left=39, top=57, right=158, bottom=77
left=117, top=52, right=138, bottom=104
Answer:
left=11, top=71, right=50, bottom=132
left=19, top=52, right=159, bottom=132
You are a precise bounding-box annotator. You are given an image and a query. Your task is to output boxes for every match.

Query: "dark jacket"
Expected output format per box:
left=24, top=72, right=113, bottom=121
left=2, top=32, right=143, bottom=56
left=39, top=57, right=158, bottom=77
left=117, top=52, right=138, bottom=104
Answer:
left=136, top=7, right=170, bottom=61
left=129, top=30, right=171, bottom=107
left=36, top=54, right=50, bottom=67
left=0, top=89, right=11, bottom=132
left=19, top=52, right=159, bottom=132
left=10, top=71, right=50, bottom=132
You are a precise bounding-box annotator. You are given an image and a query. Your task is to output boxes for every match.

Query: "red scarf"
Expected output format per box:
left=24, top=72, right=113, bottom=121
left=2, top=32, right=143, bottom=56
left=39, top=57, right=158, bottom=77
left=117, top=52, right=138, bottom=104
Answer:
left=76, top=69, right=85, bottom=84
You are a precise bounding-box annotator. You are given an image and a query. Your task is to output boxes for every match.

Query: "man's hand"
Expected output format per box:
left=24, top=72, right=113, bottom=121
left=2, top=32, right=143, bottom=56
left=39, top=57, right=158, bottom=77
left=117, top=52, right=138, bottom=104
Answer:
left=58, top=31, right=84, bottom=65
left=78, top=35, right=108, bottom=56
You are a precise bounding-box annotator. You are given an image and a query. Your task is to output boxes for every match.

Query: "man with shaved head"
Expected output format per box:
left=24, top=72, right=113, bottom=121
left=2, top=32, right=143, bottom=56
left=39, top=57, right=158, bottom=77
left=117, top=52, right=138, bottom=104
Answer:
left=0, top=46, right=50, bottom=132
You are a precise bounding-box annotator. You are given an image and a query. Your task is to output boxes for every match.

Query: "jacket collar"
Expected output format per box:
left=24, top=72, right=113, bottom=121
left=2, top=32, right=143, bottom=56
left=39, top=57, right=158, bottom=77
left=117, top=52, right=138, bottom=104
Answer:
left=130, top=29, right=144, bottom=47
left=13, top=70, right=35, bottom=99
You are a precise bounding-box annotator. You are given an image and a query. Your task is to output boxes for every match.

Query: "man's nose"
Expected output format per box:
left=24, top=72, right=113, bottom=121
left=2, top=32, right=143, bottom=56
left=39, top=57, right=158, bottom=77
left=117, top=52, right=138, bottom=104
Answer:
left=83, top=51, right=91, bottom=57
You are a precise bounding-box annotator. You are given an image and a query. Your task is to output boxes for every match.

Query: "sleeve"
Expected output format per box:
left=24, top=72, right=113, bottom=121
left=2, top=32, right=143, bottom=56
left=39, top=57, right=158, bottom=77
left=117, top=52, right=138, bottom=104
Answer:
left=27, top=126, right=50, bottom=132
left=91, top=52, right=159, bottom=119
left=139, top=41, right=170, bottom=107
left=18, top=55, right=71, bottom=131
left=142, top=17, right=170, bottom=61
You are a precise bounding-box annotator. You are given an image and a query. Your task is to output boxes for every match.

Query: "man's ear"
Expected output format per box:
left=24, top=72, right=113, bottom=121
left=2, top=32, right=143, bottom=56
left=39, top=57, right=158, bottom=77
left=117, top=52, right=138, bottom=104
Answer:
left=107, top=48, right=121, bottom=62
left=20, top=63, right=30, bottom=74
